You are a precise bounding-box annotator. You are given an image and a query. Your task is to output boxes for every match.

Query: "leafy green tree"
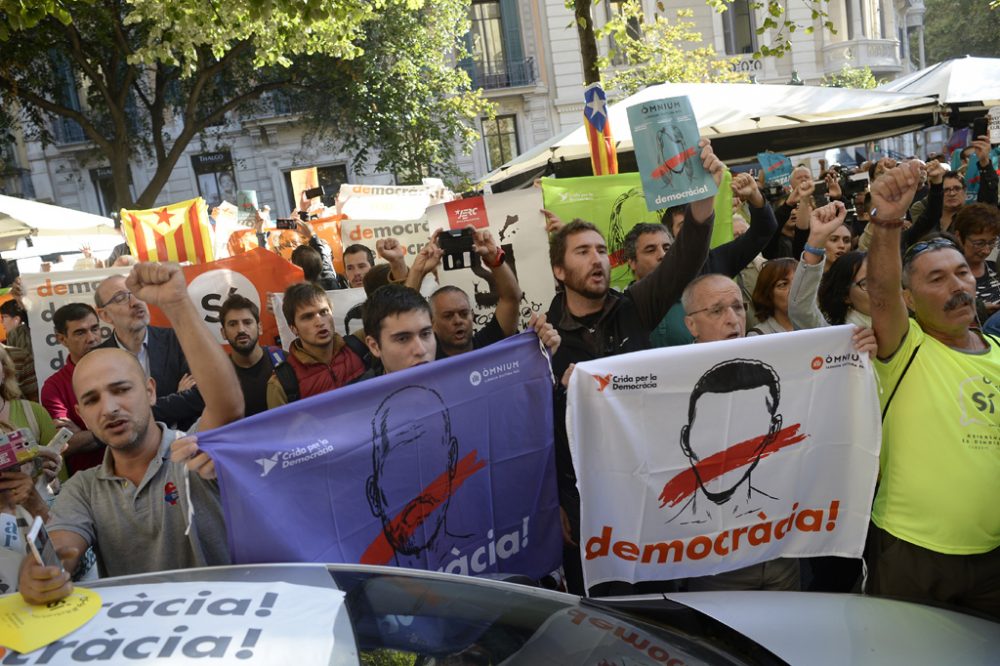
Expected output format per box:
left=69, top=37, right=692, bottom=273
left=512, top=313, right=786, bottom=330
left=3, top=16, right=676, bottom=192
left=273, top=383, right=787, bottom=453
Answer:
left=567, top=0, right=835, bottom=87
left=820, top=65, right=878, bottom=89
left=0, top=0, right=488, bottom=207
left=293, top=1, right=491, bottom=184
left=921, top=0, right=1000, bottom=63
left=598, top=2, right=748, bottom=96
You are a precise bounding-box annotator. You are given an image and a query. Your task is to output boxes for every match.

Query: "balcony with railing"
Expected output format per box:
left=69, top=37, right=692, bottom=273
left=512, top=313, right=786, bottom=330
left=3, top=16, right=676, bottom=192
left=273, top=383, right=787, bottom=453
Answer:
left=239, top=91, right=300, bottom=123
left=50, top=116, right=87, bottom=145
left=463, top=57, right=537, bottom=91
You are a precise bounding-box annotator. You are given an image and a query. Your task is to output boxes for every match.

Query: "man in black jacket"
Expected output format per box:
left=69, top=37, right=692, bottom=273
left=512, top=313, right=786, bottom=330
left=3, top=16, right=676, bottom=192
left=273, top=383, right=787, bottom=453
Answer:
left=547, top=137, right=722, bottom=594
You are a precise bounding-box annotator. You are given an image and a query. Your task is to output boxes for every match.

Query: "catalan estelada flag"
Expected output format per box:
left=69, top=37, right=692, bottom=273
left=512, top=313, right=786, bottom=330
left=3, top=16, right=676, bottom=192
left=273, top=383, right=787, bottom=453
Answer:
left=583, top=82, right=618, bottom=176
left=120, top=197, right=215, bottom=264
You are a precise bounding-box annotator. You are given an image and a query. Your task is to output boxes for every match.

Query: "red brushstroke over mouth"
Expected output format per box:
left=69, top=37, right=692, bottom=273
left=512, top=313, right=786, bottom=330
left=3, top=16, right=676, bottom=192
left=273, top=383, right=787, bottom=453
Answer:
left=361, top=451, right=486, bottom=564
left=658, top=424, right=807, bottom=508
left=651, top=147, right=697, bottom=179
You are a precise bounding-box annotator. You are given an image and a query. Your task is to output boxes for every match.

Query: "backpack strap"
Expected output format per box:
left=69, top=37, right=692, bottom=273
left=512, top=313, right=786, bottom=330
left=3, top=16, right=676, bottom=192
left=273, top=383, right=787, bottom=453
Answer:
left=273, top=361, right=300, bottom=404
left=264, top=346, right=286, bottom=368
left=342, top=334, right=373, bottom=370
left=881, top=344, right=920, bottom=423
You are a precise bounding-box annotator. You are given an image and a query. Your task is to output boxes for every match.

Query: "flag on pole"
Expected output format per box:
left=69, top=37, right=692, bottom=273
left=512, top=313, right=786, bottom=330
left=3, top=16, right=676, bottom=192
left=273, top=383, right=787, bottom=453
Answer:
left=120, top=197, right=215, bottom=264
left=584, top=83, right=618, bottom=176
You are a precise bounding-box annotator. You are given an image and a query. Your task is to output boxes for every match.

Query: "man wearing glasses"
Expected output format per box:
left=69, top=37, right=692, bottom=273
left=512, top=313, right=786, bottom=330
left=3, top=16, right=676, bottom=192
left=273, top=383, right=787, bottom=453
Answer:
left=94, top=275, right=204, bottom=429
left=867, top=161, right=1000, bottom=620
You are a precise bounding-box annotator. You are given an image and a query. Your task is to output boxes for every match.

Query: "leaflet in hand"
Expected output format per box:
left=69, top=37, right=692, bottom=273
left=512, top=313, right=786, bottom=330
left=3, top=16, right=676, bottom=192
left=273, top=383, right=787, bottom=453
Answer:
left=627, top=96, right=716, bottom=211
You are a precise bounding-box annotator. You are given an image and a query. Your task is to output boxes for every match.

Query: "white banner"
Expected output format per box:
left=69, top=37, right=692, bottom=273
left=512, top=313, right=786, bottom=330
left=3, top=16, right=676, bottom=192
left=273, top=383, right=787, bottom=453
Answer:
left=567, top=326, right=881, bottom=588
left=270, top=288, right=368, bottom=350
left=21, top=269, right=125, bottom=386
left=425, top=190, right=556, bottom=331
left=338, top=181, right=453, bottom=221
left=14, top=581, right=344, bottom=664
left=338, top=218, right=432, bottom=257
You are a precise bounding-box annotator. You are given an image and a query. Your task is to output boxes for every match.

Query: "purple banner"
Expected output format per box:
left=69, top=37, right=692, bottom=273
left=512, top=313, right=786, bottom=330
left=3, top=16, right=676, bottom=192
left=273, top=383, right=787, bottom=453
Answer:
left=197, top=333, right=562, bottom=580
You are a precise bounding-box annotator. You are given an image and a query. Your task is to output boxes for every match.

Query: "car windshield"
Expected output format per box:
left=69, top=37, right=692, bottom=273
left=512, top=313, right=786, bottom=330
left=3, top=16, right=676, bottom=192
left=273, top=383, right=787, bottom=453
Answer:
left=329, top=568, right=781, bottom=665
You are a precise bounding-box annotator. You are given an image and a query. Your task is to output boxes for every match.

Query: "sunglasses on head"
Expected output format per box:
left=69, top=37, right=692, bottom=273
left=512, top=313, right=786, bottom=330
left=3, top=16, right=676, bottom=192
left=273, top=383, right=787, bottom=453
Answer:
left=902, top=237, right=960, bottom=266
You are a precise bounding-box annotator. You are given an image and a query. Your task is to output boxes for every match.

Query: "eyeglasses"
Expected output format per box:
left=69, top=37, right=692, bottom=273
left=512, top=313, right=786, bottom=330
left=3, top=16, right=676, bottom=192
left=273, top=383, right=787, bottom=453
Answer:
left=105, top=290, right=134, bottom=306
left=943, top=186, right=965, bottom=195
left=968, top=237, right=1000, bottom=250
left=903, top=237, right=961, bottom=266
left=852, top=278, right=868, bottom=292
left=687, top=302, right=747, bottom=319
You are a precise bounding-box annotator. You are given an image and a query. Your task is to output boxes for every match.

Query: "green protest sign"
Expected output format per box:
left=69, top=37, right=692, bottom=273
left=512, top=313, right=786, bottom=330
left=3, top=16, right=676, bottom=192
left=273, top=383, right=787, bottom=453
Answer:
left=542, top=173, right=733, bottom=290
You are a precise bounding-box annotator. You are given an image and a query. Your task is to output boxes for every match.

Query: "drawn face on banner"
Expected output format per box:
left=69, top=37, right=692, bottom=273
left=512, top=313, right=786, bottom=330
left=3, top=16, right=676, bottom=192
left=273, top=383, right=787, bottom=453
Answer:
left=367, top=386, right=459, bottom=557
left=678, top=360, right=783, bottom=508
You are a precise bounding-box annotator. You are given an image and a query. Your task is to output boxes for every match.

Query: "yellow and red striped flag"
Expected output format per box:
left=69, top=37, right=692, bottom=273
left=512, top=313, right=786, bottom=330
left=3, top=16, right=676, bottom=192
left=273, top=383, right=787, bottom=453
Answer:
left=583, top=82, right=618, bottom=176
left=120, top=197, right=215, bottom=264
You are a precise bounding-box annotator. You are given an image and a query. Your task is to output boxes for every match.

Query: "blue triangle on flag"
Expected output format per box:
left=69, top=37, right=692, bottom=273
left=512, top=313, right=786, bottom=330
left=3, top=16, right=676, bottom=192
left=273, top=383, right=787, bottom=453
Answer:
left=584, top=84, right=608, bottom=133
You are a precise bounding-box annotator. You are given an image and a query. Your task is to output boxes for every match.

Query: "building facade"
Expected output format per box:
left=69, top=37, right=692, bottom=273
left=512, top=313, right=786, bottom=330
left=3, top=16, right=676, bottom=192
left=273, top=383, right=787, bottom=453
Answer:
left=15, top=0, right=925, bottom=215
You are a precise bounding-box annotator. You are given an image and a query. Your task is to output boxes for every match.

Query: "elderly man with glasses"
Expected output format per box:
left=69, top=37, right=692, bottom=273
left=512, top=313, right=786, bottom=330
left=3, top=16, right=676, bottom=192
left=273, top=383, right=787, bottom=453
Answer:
left=867, top=161, right=1000, bottom=620
left=94, top=275, right=204, bottom=429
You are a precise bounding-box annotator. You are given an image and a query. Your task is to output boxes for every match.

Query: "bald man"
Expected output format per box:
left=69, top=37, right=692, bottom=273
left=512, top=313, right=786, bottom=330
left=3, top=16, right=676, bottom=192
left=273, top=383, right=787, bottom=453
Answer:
left=19, top=263, right=243, bottom=604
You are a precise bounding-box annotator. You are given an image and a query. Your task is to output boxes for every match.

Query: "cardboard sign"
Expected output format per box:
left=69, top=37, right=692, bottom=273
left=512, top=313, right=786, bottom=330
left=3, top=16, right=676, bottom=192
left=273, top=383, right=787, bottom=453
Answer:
left=426, top=189, right=557, bottom=332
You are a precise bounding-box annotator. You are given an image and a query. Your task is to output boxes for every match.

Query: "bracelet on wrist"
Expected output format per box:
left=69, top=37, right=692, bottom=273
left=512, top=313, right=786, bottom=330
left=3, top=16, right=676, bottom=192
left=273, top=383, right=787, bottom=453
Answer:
left=868, top=208, right=906, bottom=228
left=803, top=243, right=826, bottom=257
left=487, top=247, right=506, bottom=268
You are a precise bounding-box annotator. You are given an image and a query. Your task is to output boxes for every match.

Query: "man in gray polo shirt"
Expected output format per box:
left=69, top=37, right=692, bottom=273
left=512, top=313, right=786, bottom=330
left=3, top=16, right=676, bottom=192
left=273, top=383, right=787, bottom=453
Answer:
left=19, top=262, right=243, bottom=604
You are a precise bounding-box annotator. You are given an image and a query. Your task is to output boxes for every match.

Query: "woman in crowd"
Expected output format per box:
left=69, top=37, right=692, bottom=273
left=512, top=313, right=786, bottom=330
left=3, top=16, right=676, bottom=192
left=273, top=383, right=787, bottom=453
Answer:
left=748, top=258, right=797, bottom=335
left=0, top=347, right=57, bottom=448
left=952, top=203, right=1000, bottom=318
left=789, top=201, right=871, bottom=330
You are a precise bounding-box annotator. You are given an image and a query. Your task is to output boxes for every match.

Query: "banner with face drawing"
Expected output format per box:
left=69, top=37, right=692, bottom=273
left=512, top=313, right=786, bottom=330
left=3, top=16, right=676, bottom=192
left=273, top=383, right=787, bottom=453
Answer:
left=196, top=332, right=561, bottom=580
left=424, top=189, right=556, bottom=332
left=567, top=326, right=881, bottom=588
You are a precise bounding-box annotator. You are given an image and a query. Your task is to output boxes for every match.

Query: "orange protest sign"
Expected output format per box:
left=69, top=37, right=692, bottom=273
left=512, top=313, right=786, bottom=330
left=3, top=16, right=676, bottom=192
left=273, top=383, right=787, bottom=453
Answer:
left=311, top=215, right=345, bottom=274
left=148, top=248, right=303, bottom=348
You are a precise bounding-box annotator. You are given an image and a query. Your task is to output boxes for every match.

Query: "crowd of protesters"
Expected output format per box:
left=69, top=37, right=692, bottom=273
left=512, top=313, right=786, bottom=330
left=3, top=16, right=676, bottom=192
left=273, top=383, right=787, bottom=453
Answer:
left=5, top=133, right=1000, bottom=624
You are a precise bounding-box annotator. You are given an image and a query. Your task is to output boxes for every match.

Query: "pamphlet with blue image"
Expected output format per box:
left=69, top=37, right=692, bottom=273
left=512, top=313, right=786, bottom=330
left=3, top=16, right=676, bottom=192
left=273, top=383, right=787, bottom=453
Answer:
left=757, top=152, right=793, bottom=185
left=627, top=96, right=716, bottom=211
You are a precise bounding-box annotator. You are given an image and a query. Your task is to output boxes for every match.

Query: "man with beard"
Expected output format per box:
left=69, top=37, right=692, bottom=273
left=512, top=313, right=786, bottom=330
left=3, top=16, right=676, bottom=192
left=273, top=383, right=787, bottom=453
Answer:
left=343, top=244, right=375, bottom=289
left=18, top=262, right=243, bottom=604
left=548, top=137, right=722, bottom=594
left=867, top=161, right=1000, bottom=620
left=220, top=294, right=284, bottom=417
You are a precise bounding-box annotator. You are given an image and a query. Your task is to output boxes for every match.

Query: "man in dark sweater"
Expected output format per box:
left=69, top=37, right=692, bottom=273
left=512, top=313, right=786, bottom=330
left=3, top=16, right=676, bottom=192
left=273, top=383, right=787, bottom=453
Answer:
left=547, top=137, right=722, bottom=594
left=220, top=294, right=282, bottom=418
